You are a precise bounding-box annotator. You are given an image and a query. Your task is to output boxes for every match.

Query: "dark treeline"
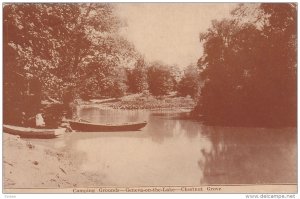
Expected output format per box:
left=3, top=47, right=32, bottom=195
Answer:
left=193, top=3, right=297, bottom=127
left=3, top=3, right=296, bottom=128
left=3, top=3, right=185, bottom=126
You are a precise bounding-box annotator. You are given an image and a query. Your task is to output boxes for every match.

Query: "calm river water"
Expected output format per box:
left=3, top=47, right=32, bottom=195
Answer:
left=30, top=106, right=297, bottom=186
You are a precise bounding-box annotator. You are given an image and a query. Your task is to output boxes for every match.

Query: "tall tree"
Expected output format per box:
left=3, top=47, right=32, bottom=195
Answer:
left=147, top=62, right=176, bottom=96
left=194, top=3, right=296, bottom=127
left=3, top=3, right=121, bottom=98
left=127, top=57, right=149, bottom=93
left=3, top=3, right=139, bottom=125
left=177, top=64, right=202, bottom=99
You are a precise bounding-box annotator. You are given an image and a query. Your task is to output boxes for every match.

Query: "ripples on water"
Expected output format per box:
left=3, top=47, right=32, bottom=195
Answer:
left=30, top=106, right=297, bottom=187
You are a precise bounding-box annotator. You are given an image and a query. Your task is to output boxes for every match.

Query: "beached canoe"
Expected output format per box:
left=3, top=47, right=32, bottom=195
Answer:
left=69, top=120, right=147, bottom=132
left=3, top=125, right=65, bottom=139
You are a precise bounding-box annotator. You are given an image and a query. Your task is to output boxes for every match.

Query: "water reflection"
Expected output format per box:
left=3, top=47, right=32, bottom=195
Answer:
left=27, top=107, right=296, bottom=187
left=79, top=106, right=148, bottom=123
left=73, top=107, right=209, bottom=186
left=199, top=126, right=297, bottom=185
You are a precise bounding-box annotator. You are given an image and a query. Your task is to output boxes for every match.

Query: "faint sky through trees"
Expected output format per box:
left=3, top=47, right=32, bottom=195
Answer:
left=117, top=3, right=236, bottom=67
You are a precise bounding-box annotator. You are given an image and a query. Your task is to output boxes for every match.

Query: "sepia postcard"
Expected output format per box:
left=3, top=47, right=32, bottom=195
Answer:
left=2, top=2, right=297, bottom=194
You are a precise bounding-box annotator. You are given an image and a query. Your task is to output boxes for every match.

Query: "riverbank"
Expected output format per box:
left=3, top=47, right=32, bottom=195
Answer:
left=86, top=93, right=196, bottom=110
left=3, top=133, right=103, bottom=189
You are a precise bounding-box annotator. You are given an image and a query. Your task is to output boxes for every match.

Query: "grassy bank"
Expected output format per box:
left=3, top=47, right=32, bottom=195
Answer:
left=88, top=93, right=196, bottom=110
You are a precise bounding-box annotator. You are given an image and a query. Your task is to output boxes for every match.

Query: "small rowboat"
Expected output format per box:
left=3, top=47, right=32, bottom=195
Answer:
left=69, top=120, right=147, bottom=132
left=3, top=125, right=65, bottom=139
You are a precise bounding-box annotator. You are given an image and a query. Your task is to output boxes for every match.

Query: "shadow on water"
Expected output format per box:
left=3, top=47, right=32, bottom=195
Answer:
left=77, top=107, right=297, bottom=185
left=142, top=111, right=297, bottom=185
left=198, top=126, right=297, bottom=185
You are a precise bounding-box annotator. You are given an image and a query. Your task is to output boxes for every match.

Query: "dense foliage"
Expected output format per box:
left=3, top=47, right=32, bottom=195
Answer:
left=5, top=3, right=295, bottom=128
left=3, top=3, right=138, bottom=100
left=147, top=62, right=177, bottom=96
left=3, top=3, right=183, bottom=126
left=3, top=3, right=139, bottom=125
left=126, top=57, right=149, bottom=93
left=194, top=3, right=297, bottom=127
left=177, top=64, right=202, bottom=99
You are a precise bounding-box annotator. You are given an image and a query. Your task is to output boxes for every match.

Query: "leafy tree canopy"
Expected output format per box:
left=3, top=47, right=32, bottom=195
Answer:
left=194, top=3, right=296, bottom=127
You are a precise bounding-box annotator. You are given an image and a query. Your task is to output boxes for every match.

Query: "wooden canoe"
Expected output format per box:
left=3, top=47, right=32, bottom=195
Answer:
left=69, top=120, right=147, bottom=132
left=3, top=124, right=65, bottom=139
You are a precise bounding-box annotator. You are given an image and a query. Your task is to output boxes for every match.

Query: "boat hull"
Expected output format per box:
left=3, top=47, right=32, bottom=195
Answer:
left=3, top=125, right=65, bottom=139
left=69, top=121, right=147, bottom=132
